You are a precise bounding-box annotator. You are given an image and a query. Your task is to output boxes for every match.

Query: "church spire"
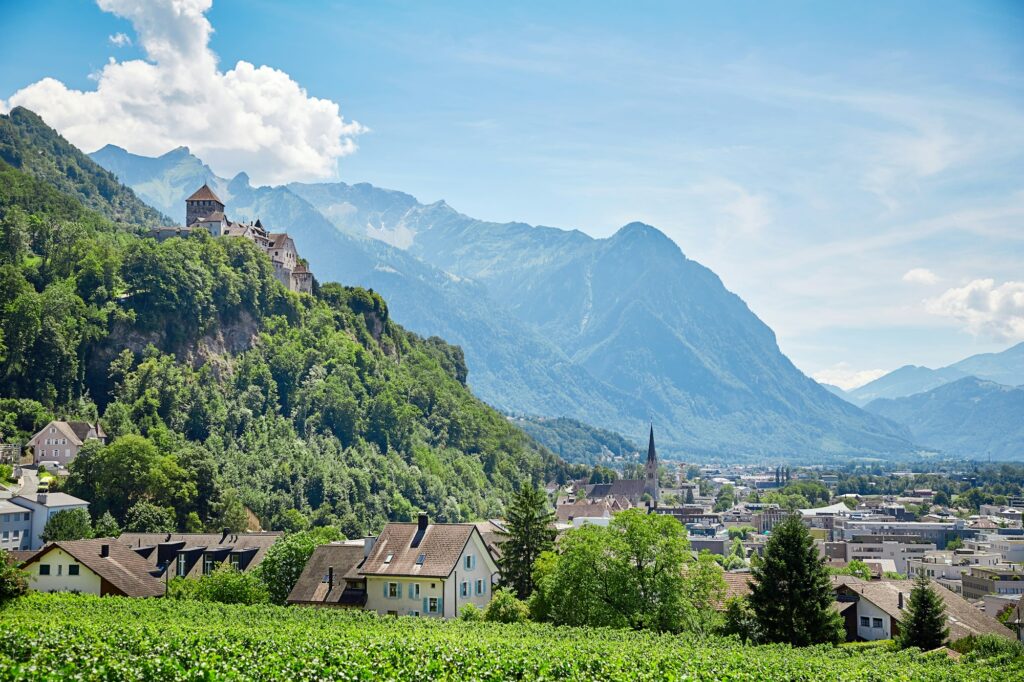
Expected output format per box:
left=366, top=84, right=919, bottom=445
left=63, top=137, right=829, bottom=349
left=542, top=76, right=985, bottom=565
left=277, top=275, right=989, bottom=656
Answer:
left=644, top=423, right=659, bottom=504
left=646, top=424, right=656, bottom=464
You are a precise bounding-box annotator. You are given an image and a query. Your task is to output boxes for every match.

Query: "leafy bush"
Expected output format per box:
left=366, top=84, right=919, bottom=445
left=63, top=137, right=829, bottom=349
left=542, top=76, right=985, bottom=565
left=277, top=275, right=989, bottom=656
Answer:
left=458, top=603, right=482, bottom=621
left=167, top=566, right=269, bottom=605
left=483, top=587, right=529, bottom=624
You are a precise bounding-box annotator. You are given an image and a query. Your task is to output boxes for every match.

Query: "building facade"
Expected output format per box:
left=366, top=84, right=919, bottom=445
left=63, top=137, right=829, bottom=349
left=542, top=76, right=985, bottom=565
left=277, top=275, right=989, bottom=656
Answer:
left=27, top=420, right=106, bottom=468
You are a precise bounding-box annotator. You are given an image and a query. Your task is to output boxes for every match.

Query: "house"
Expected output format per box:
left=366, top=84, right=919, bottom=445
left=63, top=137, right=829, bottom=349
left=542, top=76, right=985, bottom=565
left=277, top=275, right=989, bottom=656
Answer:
left=845, top=538, right=937, bottom=574
left=10, top=492, right=90, bottom=550
left=19, top=538, right=165, bottom=597
left=27, top=420, right=106, bottom=468
left=118, top=530, right=282, bottom=579
left=359, top=513, right=499, bottom=618
left=0, top=498, right=33, bottom=551
left=287, top=540, right=369, bottom=608
left=834, top=577, right=1014, bottom=643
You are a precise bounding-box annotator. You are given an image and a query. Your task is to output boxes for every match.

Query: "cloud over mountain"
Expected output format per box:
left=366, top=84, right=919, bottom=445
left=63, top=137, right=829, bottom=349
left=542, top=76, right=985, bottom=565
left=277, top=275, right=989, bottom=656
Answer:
left=2, top=0, right=364, bottom=186
left=927, top=278, right=1024, bottom=341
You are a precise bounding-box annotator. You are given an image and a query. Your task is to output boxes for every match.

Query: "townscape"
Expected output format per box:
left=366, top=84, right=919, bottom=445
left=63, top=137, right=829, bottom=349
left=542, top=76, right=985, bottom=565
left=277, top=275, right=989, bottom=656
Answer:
left=2, top=1, right=1024, bottom=680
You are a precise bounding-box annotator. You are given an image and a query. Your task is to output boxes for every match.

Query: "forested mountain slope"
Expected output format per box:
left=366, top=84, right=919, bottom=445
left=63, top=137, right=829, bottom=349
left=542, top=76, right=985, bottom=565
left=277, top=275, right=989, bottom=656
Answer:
left=0, top=108, right=583, bottom=537
left=94, top=146, right=915, bottom=461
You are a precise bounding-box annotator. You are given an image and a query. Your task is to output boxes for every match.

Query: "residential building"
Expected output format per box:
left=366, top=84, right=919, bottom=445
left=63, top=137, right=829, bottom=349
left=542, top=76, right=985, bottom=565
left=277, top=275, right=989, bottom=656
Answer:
left=27, top=420, right=106, bottom=468
left=962, top=565, right=1024, bottom=600
left=0, top=498, right=32, bottom=551
left=20, top=538, right=164, bottom=597
left=846, top=539, right=937, bottom=575
left=360, top=513, right=499, bottom=618
left=907, top=549, right=1002, bottom=594
left=834, top=578, right=1012, bottom=643
left=834, top=519, right=972, bottom=549
left=118, top=531, right=283, bottom=579
left=287, top=540, right=369, bottom=608
left=10, top=492, right=90, bottom=550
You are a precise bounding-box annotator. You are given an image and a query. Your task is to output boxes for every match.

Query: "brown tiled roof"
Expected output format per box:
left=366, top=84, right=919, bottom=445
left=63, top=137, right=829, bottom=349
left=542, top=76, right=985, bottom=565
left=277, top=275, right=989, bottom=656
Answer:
left=722, top=572, right=753, bottom=601
left=187, top=184, right=223, bottom=203
left=472, top=520, right=509, bottom=559
left=586, top=479, right=646, bottom=499
left=66, top=421, right=97, bottom=442
left=118, top=532, right=283, bottom=578
left=21, top=538, right=165, bottom=597
left=287, top=543, right=367, bottom=605
left=268, top=233, right=292, bottom=248
left=836, top=578, right=1014, bottom=641
left=360, top=523, right=479, bottom=578
left=555, top=500, right=611, bottom=523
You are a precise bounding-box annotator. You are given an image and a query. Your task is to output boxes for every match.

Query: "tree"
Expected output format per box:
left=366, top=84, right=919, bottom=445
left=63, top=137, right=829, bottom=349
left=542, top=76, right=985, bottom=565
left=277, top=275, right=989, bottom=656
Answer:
left=41, top=508, right=93, bottom=542
left=216, top=489, right=250, bottom=534
left=168, top=565, right=269, bottom=605
left=484, top=587, right=529, bottom=623
left=749, top=514, right=844, bottom=646
left=722, top=596, right=761, bottom=643
left=684, top=487, right=695, bottom=504
left=459, top=602, right=483, bottom=621
left=498, top=484, right=556, bottom=599
left=897, top=572, right=950, bottom=650
left=946, top=537, right=964, bottom=551
left=0, top=549, right=28, bottom=603
left=256, top=526, right=343, bottom=605
left=532, top=509, right=724, bottom=632
left=124, top=501, right=176, bottom=533
left=92, top=511, right=121, bottom=538
left=714, top=484, right=735, bottom=513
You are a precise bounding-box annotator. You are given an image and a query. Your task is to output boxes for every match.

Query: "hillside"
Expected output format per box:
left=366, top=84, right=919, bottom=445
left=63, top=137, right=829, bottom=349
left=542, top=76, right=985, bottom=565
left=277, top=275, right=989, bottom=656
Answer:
left=514, top=416, right=639, bottom=466
left=0, top=108, right=584, bottom=535
left=92, top=146, right=915, bottom=461
left=865, top=378, right=1024, bottom=461
left=2, top=594, right=1013, bottom=681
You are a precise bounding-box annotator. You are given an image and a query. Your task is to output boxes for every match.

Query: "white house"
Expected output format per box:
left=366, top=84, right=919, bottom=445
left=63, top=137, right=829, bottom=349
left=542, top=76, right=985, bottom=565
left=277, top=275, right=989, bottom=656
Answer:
left=11, top=492, right=89, bottom=550
left=360, top=513, right=499, bottom=618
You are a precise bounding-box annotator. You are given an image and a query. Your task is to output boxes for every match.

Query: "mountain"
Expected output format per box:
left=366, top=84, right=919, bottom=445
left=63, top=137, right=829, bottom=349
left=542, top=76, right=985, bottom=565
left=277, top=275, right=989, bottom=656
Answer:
left=0, top=107, right=583, bottom=535
left=820, top=383, right=848, bottom=398
left=93, top=144, right=915, bottom=460
left=514, top=417, right=640, bottom=466
left=865, top=378, right=1024, bottom=461
left=846, top=342, right=1024, bottom=406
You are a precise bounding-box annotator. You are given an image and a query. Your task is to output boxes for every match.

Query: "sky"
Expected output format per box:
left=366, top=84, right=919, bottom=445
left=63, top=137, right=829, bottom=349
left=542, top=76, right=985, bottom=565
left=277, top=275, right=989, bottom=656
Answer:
left=2, top=0, right=1023, bottom=389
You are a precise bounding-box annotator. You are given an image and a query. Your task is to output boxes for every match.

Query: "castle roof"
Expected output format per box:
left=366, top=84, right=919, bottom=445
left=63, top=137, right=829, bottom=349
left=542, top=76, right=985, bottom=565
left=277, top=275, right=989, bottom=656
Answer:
left=186, top=184, right=223, bottom=204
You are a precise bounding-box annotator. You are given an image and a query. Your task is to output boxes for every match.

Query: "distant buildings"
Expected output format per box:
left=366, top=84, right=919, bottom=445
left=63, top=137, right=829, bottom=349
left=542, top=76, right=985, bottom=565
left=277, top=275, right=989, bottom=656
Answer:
left=4, top=492, right=90, bottom=550
left=962, top=565, right=1024, bottom=601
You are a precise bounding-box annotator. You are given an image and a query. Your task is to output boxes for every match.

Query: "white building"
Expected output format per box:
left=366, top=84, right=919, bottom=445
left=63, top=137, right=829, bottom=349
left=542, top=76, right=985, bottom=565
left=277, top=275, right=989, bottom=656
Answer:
left=9, top=492, right=89, bottom=550
left=846, top=539, right=936, bottom=575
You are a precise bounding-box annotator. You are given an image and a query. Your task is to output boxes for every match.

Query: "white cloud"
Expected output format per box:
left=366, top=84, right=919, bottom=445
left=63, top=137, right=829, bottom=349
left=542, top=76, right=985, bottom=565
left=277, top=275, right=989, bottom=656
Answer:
left=902, top=267, right=939, bottom=285
left=926, top=278, right=1024, bottom=341
left=689, top=178, right=770, bottom=237
left=811, top=362, right=887, bottom=391
left=108, top=32, right=132, bottom=47
left=4, top=0, right=365, bottom=186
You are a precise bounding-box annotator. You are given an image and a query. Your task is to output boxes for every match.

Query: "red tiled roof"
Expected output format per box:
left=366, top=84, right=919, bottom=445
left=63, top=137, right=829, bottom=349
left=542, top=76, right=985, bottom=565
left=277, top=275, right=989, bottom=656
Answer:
left=360, top=523, right=480, bottom=578
left=186, top=184, right=223, bottom=203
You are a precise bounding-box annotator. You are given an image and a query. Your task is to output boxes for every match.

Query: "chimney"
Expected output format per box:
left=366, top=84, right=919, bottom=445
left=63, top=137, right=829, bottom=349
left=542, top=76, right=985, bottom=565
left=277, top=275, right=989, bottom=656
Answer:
left=221, top=528, right=230, bottom=542
left=898, top=592, right=904, bottom=610
left=328, top=566, right=334, bottom=589
left=418, top=512, right=429, bottom=533
left=100, top=544, right=110, bottom=558
left=363, top=536, right=376, bottom=558
left=38, top=493, right=47, bottom=505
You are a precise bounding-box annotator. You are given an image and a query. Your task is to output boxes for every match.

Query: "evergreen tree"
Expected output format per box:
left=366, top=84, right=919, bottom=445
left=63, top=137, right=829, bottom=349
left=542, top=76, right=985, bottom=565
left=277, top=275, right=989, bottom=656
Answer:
left=749, top=514, right=844, bottom=646
left=897, top=572, right=950, bottom=650
left=498, top=484, right=556, bottom=599
left=685, top=487, right=695, bottom=504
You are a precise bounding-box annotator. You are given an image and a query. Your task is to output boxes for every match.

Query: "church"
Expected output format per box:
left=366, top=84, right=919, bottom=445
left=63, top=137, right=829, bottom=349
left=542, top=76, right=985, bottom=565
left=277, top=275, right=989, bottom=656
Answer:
left=148, top=184, right=313, bottom=294
left=573, top=425, right=660, bottom=509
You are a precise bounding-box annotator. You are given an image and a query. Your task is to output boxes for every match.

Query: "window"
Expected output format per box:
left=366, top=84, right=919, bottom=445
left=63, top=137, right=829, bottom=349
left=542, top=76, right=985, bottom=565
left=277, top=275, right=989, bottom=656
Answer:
left=12, top=530, right=19, bottom=539
left=464, top=555, right=474, bottom=570
left=384, top=553, right=393, bottom=564
left=416, top=553, right=425, bottom=565
left=461, top=581, right=469, bottom=597
left=69, top=564, right=80, bottom=576
left=57, top=564, right=63, bottom=576
left=387, top=582, right=400, bottom=598
left=176, top=554, right=188, bottom=577
left=229, top=554, right=240, bottom=570
left=872, top=618, right=883, bottom=629
left=39, top=564, right=51, bottom=575
left=476, top=579, right=485, bottom=596
left=860, top=616, right=869, bottom=627
left=411, top=611, right=419, bottom=617
left=203, top=555, right=217, bottom=575
left=427, top=597, right=440, bottom=613
left=1, top=531, right=7, bottom=541
left=411, top=583, right=420, bottom=599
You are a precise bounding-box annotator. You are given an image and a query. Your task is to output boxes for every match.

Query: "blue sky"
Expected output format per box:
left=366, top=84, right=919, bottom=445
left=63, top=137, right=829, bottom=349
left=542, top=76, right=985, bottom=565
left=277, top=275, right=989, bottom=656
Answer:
left=2, top=0, right=1023, bottom=388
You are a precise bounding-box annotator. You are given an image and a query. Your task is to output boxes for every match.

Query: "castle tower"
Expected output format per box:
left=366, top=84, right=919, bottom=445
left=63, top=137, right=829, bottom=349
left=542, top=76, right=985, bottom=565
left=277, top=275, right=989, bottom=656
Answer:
left=185, top=184, right=225, bottom=227
left=644, top=424, right=659, bottom=504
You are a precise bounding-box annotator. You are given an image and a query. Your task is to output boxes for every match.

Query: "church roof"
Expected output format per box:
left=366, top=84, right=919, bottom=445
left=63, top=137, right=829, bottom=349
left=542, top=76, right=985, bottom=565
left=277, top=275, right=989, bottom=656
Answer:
left=186, top=184, right=223, bottom=204
left=647, top=425, right=657, bottom=464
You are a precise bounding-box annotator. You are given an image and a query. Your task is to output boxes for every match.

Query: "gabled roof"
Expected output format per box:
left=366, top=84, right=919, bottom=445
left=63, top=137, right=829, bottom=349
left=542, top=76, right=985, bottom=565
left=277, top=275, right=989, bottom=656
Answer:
left=360, top=522, right=482, bottom=578
left=21, top=538, right=165, bottom=598
left=287, top=543, right=367, bottom=605
left=29, top=420, right=102, bottom=446
left=268, top=233, right=293, bottom=248
left=186, top=184, right=223, bottom=203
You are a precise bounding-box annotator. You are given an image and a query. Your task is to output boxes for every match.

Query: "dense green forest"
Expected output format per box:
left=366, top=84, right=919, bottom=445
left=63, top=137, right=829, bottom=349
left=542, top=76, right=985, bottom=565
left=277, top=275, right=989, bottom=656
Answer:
left=0, top=107, right=584, bottom=537
left=514, top=416, right=639, bottom=465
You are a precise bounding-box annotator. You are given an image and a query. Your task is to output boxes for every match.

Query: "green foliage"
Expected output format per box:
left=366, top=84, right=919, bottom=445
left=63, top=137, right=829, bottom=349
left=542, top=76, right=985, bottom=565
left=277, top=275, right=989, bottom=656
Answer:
left=0, top=593, right=1013, bottom=680
left=41, top=508, right=93, bottom=542
left=714, top=484, right=735, bottom=512
left=515, top=416, right=638, bottom=465
left=256, top=527, right=343, bottom=605
left=497, top=484, right=556, bottom=599
left=458, top=602, right=483, bottom=621
left=0, top=550, right=28, bottom=603
left=532, top=509, right=725, bottom=633
left=167, top=566, right=269, bottom=605
left=123, top=501, right=177, bottom=533
left=92, top=511, right=121, bottom=538
left=722, top=596, right=761, bottom=644
left=728, top=525, right=756, bottom=541
left=483, top=587, right=529, bottom=624
left=951, top=634, right=1024, bottom=665
left=897, top=573, right=950, bottom=651
left=749, top=515, right=844, bottom=646
left=829, top=559, right=873, bottom=582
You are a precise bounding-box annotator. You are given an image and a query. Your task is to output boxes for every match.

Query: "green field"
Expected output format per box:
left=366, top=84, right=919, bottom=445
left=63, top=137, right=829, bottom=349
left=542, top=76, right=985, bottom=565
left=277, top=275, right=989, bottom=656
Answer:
left=0, top=594, right=1018, bottom=681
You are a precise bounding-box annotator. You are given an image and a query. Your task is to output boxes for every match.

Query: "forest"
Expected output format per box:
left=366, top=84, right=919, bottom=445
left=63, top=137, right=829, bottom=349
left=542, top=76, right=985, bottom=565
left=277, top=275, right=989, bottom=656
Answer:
left=0, top=107, right=587, bottom=537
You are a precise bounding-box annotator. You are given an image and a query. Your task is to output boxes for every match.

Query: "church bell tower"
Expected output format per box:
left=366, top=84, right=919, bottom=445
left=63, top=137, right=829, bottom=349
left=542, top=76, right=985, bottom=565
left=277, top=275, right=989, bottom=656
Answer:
left=644, top=424, right=659, bottom=504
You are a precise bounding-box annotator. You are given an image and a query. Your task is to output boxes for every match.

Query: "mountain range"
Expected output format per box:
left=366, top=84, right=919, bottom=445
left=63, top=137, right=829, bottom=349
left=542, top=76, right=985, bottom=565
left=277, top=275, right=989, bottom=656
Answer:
left=89, top=142, right=919, bottom=462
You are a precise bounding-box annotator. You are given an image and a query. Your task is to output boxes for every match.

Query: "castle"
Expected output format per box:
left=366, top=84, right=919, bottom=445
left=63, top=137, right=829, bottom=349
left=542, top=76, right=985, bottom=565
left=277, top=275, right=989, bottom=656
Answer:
left=148, top=184, right=313, bottom=294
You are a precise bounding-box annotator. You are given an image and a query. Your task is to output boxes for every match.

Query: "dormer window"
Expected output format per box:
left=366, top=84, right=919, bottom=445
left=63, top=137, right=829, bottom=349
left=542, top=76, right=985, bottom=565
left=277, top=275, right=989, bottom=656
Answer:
left=384, top=553, right=393, bottom=564
left=416, top=554, right=425, bottom=565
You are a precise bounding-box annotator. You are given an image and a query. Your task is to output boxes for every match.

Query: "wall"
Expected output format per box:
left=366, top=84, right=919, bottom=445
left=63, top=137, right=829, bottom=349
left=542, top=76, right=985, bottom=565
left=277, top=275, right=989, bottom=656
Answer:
left=27, top=547, right=103, bottom=595
left=0, top=508, right=32, bottom=551
left=365, top=575, right=447, bottom=617
left=448, top=532, right=497, bottom=618
left=855, top=599, right=893, bottom=641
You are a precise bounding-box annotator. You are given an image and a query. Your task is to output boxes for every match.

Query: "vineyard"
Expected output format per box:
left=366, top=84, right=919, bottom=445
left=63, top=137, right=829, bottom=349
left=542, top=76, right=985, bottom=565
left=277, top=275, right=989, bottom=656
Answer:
left=0, top=594, right=1019, bottom=681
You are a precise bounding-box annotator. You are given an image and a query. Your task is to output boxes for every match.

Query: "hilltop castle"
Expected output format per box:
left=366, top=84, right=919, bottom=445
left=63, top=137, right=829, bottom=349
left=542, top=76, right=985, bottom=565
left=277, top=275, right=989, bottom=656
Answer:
left=148, top=184, right=313, bottom=294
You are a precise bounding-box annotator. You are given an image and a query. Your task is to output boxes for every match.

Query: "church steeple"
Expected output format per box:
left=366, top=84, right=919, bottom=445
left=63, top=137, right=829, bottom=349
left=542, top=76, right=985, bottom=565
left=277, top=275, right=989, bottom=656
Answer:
left=644, top=424, right=659, bottom=504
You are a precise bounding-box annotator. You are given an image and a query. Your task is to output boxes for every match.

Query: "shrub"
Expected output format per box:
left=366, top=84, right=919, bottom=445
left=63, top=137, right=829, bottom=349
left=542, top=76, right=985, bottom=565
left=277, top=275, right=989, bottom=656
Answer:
left=459, top=603, right=483, bottom=621
left=484, top=587, right=529, bottom=624
left=168, top=566, right=269, bottom=605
